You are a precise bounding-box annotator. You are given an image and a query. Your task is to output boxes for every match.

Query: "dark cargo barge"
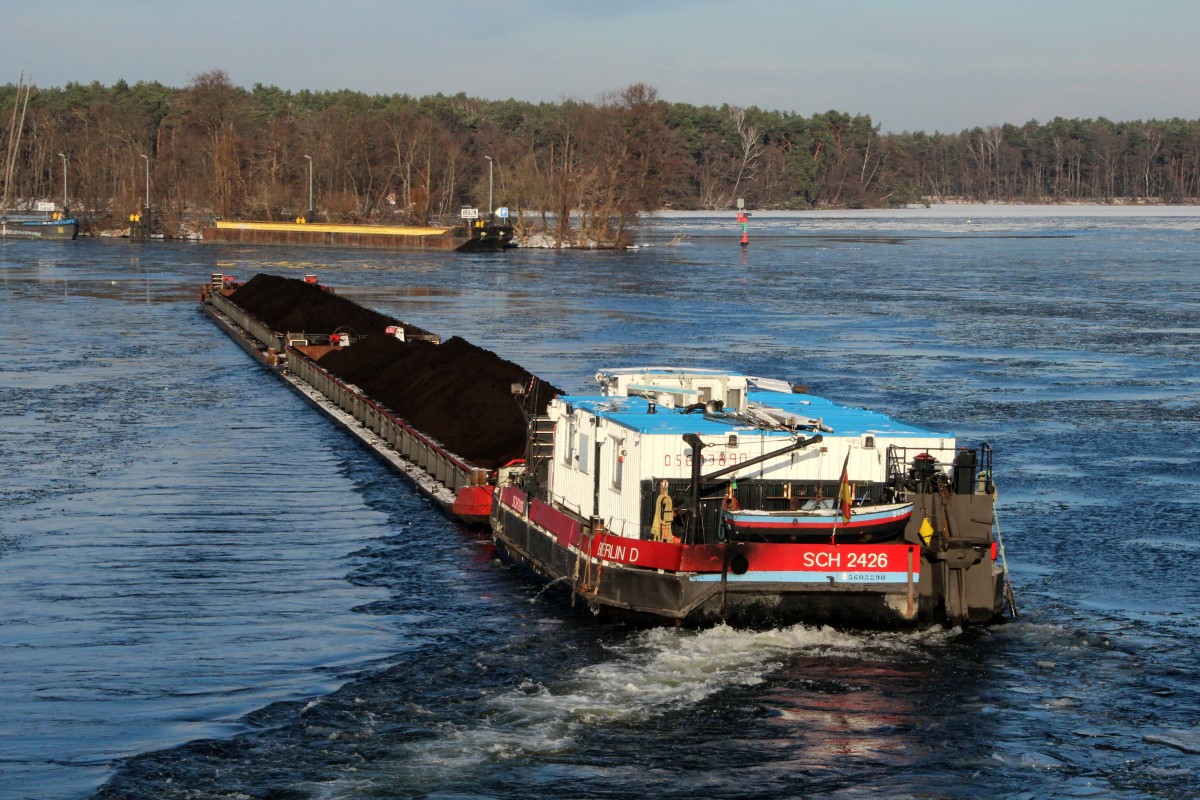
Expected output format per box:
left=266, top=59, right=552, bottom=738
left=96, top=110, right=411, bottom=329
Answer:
left=201, top=273, right=551, bottom=521
left=202, top=274, right=1015, bottom=628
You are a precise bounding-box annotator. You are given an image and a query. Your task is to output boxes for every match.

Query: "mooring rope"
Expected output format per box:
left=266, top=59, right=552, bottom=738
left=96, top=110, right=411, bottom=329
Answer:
left=991, top=484, right=1018, bottom=619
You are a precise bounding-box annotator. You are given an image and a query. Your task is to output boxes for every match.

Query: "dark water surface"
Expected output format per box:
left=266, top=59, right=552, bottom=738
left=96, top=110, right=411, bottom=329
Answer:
left=2, top=209, right=1199, bottom=799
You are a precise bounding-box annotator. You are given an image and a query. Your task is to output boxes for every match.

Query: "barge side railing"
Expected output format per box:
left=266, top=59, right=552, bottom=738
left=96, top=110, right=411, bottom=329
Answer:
left=284, top=346, right=486, bottom=494
left=208, top=288, right=285, bottom=352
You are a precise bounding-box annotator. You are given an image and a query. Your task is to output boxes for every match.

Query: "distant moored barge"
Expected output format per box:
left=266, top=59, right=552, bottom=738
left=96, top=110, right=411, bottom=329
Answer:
left=202, top=219, right=514, bottom=251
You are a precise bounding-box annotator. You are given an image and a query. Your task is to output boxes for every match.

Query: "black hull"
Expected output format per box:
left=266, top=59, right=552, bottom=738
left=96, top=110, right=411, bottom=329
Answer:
left=0, top=218, right=79, bottom=240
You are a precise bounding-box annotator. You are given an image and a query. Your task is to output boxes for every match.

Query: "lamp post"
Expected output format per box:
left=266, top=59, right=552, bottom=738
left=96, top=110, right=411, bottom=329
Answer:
left=57, top=152, right=68, bottom=217
left=139, top=154, right=150, bottom=211
left=137, top=153, right=150, bottom=239
left=484, top=155, right=493, bottom=222
left=304, top=155, right=313, bottom=221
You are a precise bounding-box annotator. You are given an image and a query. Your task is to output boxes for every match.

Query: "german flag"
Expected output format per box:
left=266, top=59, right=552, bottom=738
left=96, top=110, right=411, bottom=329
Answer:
left=838, top=451, right=853, bottom=524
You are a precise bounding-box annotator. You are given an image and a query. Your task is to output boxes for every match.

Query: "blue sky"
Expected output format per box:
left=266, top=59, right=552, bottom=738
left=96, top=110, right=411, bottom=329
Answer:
left=5, top=0, right=1198, bottom=133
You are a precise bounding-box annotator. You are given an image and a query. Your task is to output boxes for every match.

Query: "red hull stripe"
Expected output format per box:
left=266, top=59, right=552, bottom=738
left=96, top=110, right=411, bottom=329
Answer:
left=497, top=487, right=920, bottom=576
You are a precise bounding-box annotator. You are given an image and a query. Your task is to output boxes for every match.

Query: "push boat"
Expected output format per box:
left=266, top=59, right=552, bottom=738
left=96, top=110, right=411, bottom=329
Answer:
left=200, top=274, right=1014, bottom=629
left=492, top=368, right=1014, bottom=627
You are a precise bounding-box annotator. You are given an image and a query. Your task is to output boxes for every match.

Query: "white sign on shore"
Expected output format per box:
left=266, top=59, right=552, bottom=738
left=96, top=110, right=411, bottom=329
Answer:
left=460, top=207, right=478, bottom=219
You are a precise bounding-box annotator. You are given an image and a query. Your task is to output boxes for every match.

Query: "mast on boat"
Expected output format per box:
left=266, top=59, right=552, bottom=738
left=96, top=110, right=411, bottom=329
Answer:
left=2, top=74, right=32, bottom=222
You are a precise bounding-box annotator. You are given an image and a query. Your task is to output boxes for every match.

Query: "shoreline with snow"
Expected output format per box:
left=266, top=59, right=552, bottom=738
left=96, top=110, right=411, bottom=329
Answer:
left=649, top=203, right=1200, bottom=220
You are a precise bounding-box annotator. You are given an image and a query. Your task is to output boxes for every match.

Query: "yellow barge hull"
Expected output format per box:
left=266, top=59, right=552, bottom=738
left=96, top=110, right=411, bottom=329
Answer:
left=202, top=220, right=514, bottom=251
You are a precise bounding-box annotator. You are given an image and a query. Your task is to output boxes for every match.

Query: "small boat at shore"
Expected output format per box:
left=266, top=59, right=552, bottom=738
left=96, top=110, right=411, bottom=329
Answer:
left=2, top=76, right=79, bottom=242
left=0, top=215, right=79, bottom=240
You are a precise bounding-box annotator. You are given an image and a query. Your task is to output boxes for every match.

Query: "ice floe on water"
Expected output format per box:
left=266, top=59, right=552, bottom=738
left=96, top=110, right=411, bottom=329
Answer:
left=642, top=203, right=1200, bottom=239
left=1144, top=730, right=1200, bottom=755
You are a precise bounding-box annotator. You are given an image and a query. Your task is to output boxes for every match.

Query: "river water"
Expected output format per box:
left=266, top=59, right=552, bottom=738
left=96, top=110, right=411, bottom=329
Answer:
left=1, top=207, right=1198, bottom=799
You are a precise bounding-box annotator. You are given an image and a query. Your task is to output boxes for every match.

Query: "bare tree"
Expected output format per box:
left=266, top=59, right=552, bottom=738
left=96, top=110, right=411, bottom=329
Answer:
left=727, top=105, right=762, bottom=205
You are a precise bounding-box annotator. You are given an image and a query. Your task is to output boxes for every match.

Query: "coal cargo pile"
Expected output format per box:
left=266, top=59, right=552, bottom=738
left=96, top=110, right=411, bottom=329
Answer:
left=230, top=274, right=402, bottom=336
left=319, top=336, right=560, bottom=470
left=225, top=272, right=559, bottom=471
left=313, top=331, right=410, bottom=389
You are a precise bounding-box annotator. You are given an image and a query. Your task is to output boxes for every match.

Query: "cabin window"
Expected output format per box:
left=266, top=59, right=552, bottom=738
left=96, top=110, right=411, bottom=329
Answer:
left=578, top=433, right=590, bottom=474
left=611, top=438, right=625, bottom=490
left=864, top=435, right=876, bottom=449
left=564, top=418, right=576, bottom=466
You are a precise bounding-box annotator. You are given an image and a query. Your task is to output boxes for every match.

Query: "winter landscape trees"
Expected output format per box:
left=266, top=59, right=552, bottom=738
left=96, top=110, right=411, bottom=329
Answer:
left=4, top=72, right=1199, bottom=244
